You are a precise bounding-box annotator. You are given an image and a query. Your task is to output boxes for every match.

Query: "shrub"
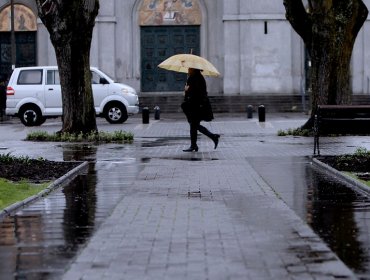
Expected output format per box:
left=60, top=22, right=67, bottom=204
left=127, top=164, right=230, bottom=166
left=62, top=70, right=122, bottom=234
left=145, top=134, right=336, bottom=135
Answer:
left=26, top=130, right=134, bottom=143
left=277, top=128, right=312, bottom=137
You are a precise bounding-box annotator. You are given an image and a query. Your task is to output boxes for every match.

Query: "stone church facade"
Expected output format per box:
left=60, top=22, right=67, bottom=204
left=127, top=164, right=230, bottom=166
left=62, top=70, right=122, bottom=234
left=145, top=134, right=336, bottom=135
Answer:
left=1, top=0, right=370, bottom=103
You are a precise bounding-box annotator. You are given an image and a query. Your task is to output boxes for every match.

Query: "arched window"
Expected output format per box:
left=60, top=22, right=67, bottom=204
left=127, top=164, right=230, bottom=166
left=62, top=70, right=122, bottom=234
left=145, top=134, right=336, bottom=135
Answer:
left=0, top=4, right=37, bottom=32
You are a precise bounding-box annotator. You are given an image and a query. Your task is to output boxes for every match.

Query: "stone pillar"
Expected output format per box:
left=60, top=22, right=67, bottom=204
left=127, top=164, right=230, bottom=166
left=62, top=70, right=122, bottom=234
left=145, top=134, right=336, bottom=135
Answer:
left=223, top=0, right=241, bottom=95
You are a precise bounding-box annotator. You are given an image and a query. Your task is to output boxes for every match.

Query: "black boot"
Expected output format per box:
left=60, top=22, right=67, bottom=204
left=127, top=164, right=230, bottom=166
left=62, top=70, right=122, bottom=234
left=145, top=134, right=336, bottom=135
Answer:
left=212, top=134, right=220, bottom=149
left=184, top=122, right=198, bottom=152
left=183, top=145, right=199, bottom=152
left=198, top=125, right=220, bottom=149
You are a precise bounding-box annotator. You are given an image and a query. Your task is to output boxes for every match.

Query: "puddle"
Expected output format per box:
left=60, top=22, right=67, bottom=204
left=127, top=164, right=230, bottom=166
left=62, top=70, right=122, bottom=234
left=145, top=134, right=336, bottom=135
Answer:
left=160, top=157, right=218, bottom=161
left=60, top=144, right=98, bottom=161
left=0, top=154, right=140, bottom=279
left=249, top=156, right=370, bottom=278
left=140, top=137, right=188, bottom=148
left=0, top=173, right=95, bottom=279
left=307, top=165, right=370, bottom=276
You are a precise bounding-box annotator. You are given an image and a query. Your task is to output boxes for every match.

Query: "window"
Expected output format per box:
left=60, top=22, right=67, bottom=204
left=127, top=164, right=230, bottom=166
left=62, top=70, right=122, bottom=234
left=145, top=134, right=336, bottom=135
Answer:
left=46, top=70, right=60, bottom=85
left=91, top=71, right=102, bottom=84
left=17, top=70, right=42, bottom=84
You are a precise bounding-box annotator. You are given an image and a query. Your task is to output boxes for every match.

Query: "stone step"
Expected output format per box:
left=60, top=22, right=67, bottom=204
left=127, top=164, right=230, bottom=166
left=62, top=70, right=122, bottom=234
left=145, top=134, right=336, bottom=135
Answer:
left=138, top=94, right=370, bottom=114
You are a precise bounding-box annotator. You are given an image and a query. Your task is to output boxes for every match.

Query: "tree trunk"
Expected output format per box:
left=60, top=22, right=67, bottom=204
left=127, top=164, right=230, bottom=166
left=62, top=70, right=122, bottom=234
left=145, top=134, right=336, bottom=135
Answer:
left=35, top=0, right=99, bottom=134
left=283, top=0, right=368, bottom=128
left=311, top=1, right=367, bottom=108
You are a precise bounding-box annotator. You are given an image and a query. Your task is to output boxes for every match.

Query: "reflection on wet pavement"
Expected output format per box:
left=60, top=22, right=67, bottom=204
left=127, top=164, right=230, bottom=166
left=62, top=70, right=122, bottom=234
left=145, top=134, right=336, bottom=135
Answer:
left=0, top=173, right=95, bottom=279
left=249, top=156, right=370, bottom=279
left=2, top=144, right=370, bottom=278
left=0, top=145, right=140, bottom=279
left=140, top=137, right=188, bottom=148
left=159, top=157, right=218, bottom=161
left=308, top=167, right=370, bottom=278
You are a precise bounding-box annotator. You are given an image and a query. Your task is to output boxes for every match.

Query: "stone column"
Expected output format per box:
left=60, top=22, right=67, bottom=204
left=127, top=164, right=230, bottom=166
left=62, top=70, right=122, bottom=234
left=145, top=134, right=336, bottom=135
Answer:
left=223, top=0, right=241, bottom=95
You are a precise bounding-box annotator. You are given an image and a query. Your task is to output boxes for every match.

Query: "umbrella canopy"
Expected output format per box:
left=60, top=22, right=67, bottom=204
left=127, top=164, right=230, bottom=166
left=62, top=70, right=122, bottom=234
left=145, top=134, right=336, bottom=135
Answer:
left=158, top=54, right=220, bottom=77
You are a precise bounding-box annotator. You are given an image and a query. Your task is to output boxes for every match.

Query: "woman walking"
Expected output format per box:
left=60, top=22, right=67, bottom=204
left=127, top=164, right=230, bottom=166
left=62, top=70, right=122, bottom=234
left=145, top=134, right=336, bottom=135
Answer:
left=181, top=68, right=220, bottom=152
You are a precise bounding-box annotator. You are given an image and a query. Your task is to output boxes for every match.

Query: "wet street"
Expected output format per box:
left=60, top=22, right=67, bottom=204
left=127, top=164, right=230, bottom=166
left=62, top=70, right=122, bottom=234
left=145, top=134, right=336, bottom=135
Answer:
left=1, top=114, right=370, bottom=279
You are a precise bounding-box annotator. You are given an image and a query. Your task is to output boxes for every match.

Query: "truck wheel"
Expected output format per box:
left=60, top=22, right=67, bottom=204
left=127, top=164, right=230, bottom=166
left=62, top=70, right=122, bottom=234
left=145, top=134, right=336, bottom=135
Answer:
left=104, top=102, right=128, bottom=124
left=19, top=105, right=45, bottom=126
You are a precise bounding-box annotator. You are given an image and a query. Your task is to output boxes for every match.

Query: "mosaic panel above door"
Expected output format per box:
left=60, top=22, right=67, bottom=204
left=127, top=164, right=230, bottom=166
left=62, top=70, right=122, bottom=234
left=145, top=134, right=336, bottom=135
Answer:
left=139, top=0, right=201, bottom=26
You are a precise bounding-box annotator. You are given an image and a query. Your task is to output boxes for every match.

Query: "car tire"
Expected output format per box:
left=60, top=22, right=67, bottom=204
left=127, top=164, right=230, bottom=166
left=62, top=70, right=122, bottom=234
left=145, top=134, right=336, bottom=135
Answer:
left=104, top=102, right=128, bottom=124
left=19, top=105, right=45, bottom=126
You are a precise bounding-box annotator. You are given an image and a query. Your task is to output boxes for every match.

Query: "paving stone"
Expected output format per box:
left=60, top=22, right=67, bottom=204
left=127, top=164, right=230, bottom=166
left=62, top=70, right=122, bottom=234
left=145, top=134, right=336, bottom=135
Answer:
left=1, top=113, right=362, bottom=279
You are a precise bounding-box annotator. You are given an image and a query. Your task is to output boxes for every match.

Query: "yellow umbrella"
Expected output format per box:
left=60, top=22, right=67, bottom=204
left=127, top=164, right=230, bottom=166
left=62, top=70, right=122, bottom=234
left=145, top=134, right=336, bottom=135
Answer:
left=158, top=54, right=220, bottom=77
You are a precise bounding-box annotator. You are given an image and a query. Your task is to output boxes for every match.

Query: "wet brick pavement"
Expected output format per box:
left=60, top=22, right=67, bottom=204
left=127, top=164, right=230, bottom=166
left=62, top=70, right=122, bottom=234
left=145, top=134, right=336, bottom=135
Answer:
left=2, top=113, right=370, bottom=279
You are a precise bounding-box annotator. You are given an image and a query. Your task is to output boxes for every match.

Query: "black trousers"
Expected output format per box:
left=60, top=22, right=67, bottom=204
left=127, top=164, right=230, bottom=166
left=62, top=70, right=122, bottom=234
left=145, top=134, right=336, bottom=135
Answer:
left=189, top=120, right=215, bottom=147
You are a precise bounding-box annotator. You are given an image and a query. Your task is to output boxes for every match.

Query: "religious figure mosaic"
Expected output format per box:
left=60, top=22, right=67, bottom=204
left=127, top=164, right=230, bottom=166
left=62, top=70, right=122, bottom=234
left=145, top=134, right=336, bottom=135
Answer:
left=139, top=0, right=201, bottom=26
left=0, top=4, right=37, bottom=32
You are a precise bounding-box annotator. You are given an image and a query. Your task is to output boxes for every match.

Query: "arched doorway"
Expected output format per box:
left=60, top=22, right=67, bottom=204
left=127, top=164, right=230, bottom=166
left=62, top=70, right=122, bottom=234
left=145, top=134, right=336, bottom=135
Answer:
left=139, top=0, right=202, bottom=92
left=0, top=4, right=37, bottom=80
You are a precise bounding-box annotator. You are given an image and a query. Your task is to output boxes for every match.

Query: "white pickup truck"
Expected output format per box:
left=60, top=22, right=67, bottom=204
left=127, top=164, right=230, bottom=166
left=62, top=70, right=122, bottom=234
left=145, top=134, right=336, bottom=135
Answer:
left=6, top=66, right=139, bottom=126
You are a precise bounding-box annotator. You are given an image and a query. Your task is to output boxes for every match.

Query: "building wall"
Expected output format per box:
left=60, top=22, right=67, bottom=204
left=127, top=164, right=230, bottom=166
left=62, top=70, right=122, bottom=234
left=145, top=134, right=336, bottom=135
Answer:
left=223, top=0, right=302, bottom=95
left=0, top=0, right=36, bottom=16
left=354, top=0, right=370, bottom=95
left=1, top=0, right=370, bottom=97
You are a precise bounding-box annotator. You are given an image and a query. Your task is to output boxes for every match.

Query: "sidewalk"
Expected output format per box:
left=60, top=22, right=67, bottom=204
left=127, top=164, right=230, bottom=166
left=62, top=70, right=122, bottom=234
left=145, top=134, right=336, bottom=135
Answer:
left=54, top=113, right=360, bottom=280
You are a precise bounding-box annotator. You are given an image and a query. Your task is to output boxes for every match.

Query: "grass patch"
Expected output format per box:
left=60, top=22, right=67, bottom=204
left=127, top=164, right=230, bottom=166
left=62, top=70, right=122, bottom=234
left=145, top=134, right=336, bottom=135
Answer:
left=26, top=130, right=134, bottom=143
left=335, top=147, right=370, bottom=163
left=277, top=128, right=312, bottom=136
left=343, top=148, right=370, bottom=186
left=353, top=147, right=370, bottom=157
left=0, top=178, right=49, bottom=210
left=0, top=152, right=43, bottom=163
left=344, top=172, right=370, bottom=187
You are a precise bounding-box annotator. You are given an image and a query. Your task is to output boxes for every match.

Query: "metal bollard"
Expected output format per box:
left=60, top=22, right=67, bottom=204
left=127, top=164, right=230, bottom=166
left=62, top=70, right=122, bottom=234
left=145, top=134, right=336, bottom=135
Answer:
left=142, top=107, right=149, bottom=124
left=247, top=105, right=253, bottom=119
left=258, top=105, right=265, bottom=122
left=154, top=106, right=160, bottom=120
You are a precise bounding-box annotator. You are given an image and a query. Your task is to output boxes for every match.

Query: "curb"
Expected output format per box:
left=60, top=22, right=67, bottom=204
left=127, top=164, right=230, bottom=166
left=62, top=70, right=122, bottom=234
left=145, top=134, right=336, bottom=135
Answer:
left=0, top=161, right=89, bottom=220
left=312, top=158, right=370, bottom=196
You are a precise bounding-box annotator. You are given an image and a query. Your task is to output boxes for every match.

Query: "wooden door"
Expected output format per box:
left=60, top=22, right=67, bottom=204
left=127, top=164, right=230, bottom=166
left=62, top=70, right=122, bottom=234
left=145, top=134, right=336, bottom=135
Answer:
left=141, top=26, right=200, bottom=92
left=0, top=31, right=36, bottom=80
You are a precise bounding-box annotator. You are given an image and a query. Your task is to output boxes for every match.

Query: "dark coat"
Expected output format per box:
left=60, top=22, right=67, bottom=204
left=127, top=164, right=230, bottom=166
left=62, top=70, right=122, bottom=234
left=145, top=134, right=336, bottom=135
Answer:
left=181, top=71, right=213, bottom=122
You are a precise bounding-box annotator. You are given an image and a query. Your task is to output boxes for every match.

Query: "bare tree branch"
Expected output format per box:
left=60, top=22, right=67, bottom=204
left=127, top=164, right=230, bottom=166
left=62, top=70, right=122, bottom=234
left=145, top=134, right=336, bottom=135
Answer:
left=283, top=0, right=312, bottom=52
left=352, top=0, right=369, bottom=38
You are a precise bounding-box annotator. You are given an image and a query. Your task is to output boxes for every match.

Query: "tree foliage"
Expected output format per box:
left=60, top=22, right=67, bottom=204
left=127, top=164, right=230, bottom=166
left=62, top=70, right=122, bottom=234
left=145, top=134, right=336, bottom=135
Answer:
left=34, top=0, right=99, bottom=134
left=283, top=0, right=368, bottom=124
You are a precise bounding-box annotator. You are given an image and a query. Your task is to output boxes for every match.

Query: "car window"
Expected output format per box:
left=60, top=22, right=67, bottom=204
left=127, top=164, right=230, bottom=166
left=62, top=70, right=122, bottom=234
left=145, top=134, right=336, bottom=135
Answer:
left=17, top=70, right=43, bottom=85
left=46, top=70, right=60, bottom=85
left=91, top=71, right=102, bottom=84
